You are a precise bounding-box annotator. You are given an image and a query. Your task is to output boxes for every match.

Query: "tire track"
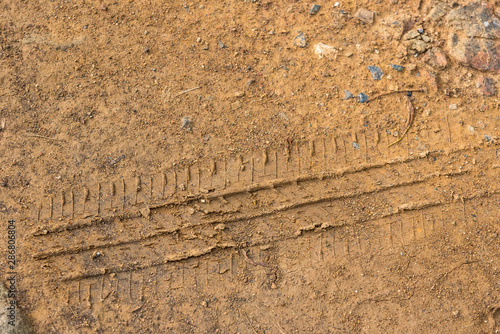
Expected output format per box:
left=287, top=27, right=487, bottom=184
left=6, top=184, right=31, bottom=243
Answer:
left=29, top=118, right=499, bottom=281
left=32, top=144, right=481, bottom=260
left=60, top=190, right=500, bottom=310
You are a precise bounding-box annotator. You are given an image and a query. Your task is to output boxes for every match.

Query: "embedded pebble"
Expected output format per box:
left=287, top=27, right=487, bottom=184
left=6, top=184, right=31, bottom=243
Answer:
left=314, top=43, right=337, bottom=58
left=358, top=93, right=369, bottom=103
left=354, top=8, right=374, bottom=25
left=214, top=223, right=226, bottom=230
left=412, top=40, right=427, bottom=53
left=449, top=104, right=458, bottom=110
left=293, top=32, right=307, bottom=48
left=367, top=66, right=384, bottom=80
left=181, top=116, right=192, bottom=129
left=390, top=64, right=405, bottom=72
left=344, top=90, right=354, bottom=100
left=422, top=47, right=448, bottom=69
left=404, top=30, right=420, bottom=40
left=218, top=40, right=226, bottom=49
left=477, top=76, right=497, bottom=96
left=310, top=4, right=321, bottom=15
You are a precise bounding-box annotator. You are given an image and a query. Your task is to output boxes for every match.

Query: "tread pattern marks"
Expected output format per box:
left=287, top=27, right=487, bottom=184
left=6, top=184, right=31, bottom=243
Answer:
left=26, top=113, right=500, bottom=330
left=57, top=193, right=500, bottom=315
left=35, top=128, right=395, bottom=223
left=30, top=114, right=500, bottom=282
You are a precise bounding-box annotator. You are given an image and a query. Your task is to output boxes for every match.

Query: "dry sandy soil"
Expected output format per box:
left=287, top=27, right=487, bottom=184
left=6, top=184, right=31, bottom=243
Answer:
left=1, top=0, right=500, bottom=333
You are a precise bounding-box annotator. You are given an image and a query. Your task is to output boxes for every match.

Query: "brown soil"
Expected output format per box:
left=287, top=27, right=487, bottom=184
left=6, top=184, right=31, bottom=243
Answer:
left=1, top=0, right=500, bottom=333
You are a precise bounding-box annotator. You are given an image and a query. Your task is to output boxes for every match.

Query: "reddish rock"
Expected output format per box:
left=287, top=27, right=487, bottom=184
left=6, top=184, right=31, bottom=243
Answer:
left=477, top=76, right=497, bottom=96
left=446, top=3, right=500, bottom=73
left=420, top=69, right=439, bottom=93
left=422, top=47, right=448, bottom=69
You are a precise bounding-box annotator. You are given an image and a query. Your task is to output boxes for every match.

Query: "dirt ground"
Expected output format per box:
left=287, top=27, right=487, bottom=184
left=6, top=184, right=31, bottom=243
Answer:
left=1, top=0, right=500, bottom=333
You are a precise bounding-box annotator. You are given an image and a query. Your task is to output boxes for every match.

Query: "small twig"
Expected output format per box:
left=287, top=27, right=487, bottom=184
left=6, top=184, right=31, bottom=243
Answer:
left=241, top=249, right=269, bottom=267
left=176, top=86, right=201, bottom=97
left=131, top=304, right=143, bottom=313
left=26, top=133, right=65, bottom=142
left=388, top=95, right=415, bottom=148
left=366, top=88, right=425, bottom=103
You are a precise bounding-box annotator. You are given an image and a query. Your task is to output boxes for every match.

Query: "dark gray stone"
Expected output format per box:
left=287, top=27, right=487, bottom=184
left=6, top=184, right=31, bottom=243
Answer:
left=310, top=4, right=321, bottom=15
left=390, top=64, right=405, bottom=72
left=358, top=93, right=369, bottom=103
left=367, top=66, right=384, bottom=80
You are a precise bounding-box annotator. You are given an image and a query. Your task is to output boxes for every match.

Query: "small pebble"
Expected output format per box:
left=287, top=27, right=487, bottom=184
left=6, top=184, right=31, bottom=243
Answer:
left=358, top=93, right=369, bottom=103
left=214, top=223, right=226, bottom=230
left=310, top=4, right=321, bottom=15
left=406, top=91, right=412, bottom=97
left=367, top=66, right=384, bottom=80
left=293, top=32, right=307, bottom=48
left=412, top=40, right=427, bottom=53
left=390, top=64, right=405, bottom=72
left=144, top=47, right=150, bottom=53
left=218, top=40, right=226, bottom=49
left=484, top=134, right=492, bottom=142
left=354, top=8, right=374, bottom=24
left=404, top=30, right=420, bottom=40
left=334, top=2, right=340, bottom=7
left=344, top=90, right=354, bottom=100
left=449, top=104, right=458, bottom=110
left=417, top=28, right=424, bottom=34
left=181, top=116, right=192, bottom=129
left=352, top=142, right=359, bottom=149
